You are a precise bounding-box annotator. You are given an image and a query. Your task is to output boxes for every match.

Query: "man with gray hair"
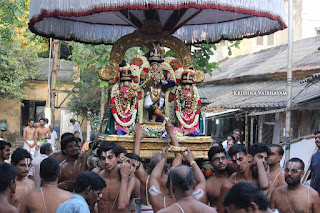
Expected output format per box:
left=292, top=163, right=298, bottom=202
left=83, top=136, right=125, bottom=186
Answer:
left=28, top=143, right=53, bottom=188
left=158, top=165, right=216, bottom=213
left=47, top=124, right=58, bottom=150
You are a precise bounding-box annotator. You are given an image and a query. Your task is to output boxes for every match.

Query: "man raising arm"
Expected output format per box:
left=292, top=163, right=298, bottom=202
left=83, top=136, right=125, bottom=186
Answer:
left=217, top=144, right=270, bottom=213
left=149, top=148, right=207, bottom=212
left=133, top=121, right=182, bottom=212
left=97, top=142, right=136, bottom=213
left=158, top=165, right=216, bottom=213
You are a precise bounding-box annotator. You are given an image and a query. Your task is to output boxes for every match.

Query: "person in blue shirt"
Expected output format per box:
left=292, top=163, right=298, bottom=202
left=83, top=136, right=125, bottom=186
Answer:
left=311, top=131, right=320, bottom=195
left=57, top=171, right=106, bottom=213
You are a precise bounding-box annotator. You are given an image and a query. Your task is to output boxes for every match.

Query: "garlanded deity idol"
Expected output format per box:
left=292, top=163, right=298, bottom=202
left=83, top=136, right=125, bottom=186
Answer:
left=143, top=42, right=175, bottom=122
left=174, top=68, right=203, bottom=136
left=106, top=61, right=140, bottom=135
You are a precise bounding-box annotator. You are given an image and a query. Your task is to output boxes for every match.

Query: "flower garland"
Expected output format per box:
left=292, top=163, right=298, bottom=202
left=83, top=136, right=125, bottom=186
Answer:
left=111, top=83, right=138, bottom=127
left=138, top=90, right=145, bottom=124
left=176, top=112, right=199, bottom=129
left=113, top=110, right=137, bottom=127
left=165, top=88, right=177, bottom=124
left=114, top=84, right=137, bottom=118
left=175, top=84, right=201, bottom=129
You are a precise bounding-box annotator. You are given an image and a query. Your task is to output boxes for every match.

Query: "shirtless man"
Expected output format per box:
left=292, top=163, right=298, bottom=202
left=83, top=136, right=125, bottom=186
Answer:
left=23, top=118, right=36, bottom=156
left=149, top=148, right=207, bottom=213
left=123, top=153, right=142, bottom=212
left=0, top=140, right=11, bottom=163
left=158, top=165, right=216, bottom=213
left=9, top=148, right=35, bottom=210
left=35, top=118, right=50, bottom=151
left=124, top=153, right=141, bottom=197
left=49, top=132, right=73, bottom=164
left=265, top=144, right=286, bottom=198
left=270, top=158, right=320, bottom=213
left=217, top=144, right=269, bottom=213
left=0, top=162, right=19, bottom=213
left=20, top=158, right=73, bottom=213
left=58, top=135, right=84, bottom=192
left=206, top=146, right=234, bottom=208
left=97, top=142, right=136, bottom=213
left=133, top=121, right=182, bottom=212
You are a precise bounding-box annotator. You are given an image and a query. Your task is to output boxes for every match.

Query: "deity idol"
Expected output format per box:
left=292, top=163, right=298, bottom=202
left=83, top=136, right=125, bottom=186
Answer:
left=143, top=42, right=175, bottom=122
left=175, top=68, right=203, bottom=136
left=106, top=61, right=140, bottom=135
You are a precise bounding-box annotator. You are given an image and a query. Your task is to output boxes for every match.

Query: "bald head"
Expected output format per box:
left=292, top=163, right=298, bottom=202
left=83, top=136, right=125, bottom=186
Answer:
left=150, top=152, right=162, bottom=171
left=170, top=165, right=194, bottom=192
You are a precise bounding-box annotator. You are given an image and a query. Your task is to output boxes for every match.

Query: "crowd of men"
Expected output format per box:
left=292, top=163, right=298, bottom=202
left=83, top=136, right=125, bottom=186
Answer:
left=0, top=122, right=320, bottom=213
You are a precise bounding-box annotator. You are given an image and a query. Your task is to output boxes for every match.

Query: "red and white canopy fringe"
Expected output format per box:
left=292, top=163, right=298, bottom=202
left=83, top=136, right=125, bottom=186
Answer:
left=29, top=0, right=287, bottom=45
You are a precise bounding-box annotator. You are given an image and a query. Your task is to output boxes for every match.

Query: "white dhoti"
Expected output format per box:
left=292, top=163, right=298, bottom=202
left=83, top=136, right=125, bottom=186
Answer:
left=140, top=204, right=153, bottom=213
left=24, top=140, right=35, bottom=156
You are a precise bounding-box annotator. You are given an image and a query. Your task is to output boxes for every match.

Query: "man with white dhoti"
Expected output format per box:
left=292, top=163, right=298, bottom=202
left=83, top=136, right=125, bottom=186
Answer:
left=23, top=118, right=36, bottom=156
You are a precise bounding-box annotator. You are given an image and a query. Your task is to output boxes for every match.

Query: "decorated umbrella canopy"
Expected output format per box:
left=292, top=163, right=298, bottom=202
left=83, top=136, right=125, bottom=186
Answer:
left=29, top=0, right=286, bottom=45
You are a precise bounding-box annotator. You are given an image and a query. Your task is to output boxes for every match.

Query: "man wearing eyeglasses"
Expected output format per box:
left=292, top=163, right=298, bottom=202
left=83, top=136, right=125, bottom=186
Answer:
left=9, top=148, right=35, bottom=210
left=206, top=146, right=234, bottom=209
left=310, top=131, right=320, bottom=195
left=270, top=158, right=320, bottom=213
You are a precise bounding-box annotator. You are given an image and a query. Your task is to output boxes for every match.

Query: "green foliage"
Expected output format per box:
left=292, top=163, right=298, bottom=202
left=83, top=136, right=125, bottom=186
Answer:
left=66, top=43, right=112, bottom=122
left=0, top=0, right=25, bottom=43
left=191, top=40, right=241, bottom=74
left=164, top=49, right=177, bottom=58
left=192, top=43, right=218, bottom=74
left=0, top=0, right=46, bottom=102
left=227, top=40, right=241, bottom=56
left=124, top=47, right=144, bottom=62
left=0, top=0, right=46, bottom=54
left=0, top=43, right=39, bottom=100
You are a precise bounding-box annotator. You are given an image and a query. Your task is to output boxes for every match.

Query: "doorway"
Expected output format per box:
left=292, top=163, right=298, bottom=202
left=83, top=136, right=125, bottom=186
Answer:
left=21, top=100, right=46, bottom=135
